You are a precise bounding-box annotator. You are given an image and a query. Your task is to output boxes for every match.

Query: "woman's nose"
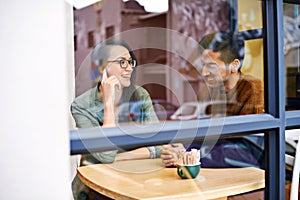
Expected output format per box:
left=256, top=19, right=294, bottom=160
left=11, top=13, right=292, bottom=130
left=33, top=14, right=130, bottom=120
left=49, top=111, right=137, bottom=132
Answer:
left=125, top=64, right=133, bottom=71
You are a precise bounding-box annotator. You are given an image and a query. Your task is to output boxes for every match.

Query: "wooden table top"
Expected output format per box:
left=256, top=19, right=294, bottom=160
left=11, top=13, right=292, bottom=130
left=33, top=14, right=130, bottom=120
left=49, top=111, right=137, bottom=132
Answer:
left=77, top=158, right=265, bottom=200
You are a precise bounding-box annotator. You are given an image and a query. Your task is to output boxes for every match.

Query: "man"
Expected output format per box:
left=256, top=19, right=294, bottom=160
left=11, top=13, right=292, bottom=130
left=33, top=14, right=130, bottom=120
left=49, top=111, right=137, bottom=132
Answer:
left=197, top=31, right=264, bottom=116
left=162, top=31, right=265, bottom=169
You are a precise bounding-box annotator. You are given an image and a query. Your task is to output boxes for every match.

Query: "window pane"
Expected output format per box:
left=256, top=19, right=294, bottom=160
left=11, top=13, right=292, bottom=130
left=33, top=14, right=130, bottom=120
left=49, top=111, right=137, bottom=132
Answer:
left=73, top=0, right=264, bottom=128
left=284, top=3, right=300, bottom=111
left=71, top=1, right=266, bottom=198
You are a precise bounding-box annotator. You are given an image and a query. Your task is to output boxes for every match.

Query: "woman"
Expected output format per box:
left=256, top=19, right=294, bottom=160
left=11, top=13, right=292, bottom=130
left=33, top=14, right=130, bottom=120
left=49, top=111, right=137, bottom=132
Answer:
left=71, top=39, right=162, bottom=163
left=71, top=40, right=163, bottom=199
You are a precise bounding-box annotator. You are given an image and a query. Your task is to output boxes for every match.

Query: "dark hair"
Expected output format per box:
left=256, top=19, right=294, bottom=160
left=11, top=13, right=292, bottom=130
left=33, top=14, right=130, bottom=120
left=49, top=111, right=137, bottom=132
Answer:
left=199, top=31, right=245, bottom=70
left=91, top=39, right=139, bottom=103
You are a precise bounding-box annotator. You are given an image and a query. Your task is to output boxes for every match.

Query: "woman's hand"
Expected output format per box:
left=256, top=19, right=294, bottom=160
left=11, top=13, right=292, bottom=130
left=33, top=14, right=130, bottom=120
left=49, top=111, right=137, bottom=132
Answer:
left=101, top=69, right=122, bottom=106
left=161, top=143, right=186, bottom=167
left=101, top=69, right=122, bottom=127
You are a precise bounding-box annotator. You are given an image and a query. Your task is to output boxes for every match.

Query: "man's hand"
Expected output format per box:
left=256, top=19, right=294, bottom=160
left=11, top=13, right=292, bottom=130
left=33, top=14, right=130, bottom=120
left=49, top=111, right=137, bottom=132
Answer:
left=161, top=143, right=186, bottom=167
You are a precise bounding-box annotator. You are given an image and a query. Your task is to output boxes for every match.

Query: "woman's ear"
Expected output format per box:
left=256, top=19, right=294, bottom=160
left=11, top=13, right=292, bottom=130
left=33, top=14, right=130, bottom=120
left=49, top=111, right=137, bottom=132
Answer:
left=230, top=59, right=240, bottom=73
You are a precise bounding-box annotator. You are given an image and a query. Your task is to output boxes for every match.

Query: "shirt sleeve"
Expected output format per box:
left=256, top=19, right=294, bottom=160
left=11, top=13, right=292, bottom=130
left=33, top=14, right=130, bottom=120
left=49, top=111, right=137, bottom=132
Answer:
left=70, top=101, right=100, bottom=128
left=136, top=87, right=159, bottom=123
left=71, top=99, right=119, bottom=164
left=135, top=86, right=162, bottom=158
left=92, top=151, right=118, bottom=164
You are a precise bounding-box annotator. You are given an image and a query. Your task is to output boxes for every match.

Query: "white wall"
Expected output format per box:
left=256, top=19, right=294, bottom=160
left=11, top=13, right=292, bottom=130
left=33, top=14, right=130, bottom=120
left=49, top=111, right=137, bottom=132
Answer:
left=0, top=1, right=72, bottom=199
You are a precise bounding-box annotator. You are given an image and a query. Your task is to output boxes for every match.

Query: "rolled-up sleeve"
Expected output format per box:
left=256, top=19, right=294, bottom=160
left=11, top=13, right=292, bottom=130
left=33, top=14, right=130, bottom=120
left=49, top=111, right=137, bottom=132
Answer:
left=92, top=151, right=118, bottom=164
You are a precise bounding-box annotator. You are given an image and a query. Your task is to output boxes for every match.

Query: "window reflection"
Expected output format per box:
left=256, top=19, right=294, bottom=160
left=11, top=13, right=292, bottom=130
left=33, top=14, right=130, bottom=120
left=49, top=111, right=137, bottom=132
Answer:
left=71, top=1, right=266, bottom=198
left=73, top=0, right=264, bottom=126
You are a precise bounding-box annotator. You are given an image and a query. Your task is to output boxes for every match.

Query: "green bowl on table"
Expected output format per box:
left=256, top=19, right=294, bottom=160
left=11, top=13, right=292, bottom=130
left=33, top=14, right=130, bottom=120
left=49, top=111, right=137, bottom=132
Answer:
left=177, top=163, right=201, bottom=179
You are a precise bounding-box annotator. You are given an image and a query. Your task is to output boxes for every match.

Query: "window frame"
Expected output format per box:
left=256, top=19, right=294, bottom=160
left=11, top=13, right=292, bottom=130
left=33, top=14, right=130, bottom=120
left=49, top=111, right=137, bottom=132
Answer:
left=70, top=1, right=300, bottom=199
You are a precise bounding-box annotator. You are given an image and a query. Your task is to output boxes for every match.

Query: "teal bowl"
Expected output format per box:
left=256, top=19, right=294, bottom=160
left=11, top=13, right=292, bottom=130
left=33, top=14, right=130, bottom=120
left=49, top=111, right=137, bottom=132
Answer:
left=177, top=163, right=201, bottom=179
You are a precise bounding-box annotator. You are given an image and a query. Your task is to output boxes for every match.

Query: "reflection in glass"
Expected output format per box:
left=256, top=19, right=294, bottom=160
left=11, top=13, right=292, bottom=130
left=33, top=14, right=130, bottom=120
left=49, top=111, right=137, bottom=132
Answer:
left=71, top=1, right=266, bottom=199
left=73, top=0, right=265, bottom=124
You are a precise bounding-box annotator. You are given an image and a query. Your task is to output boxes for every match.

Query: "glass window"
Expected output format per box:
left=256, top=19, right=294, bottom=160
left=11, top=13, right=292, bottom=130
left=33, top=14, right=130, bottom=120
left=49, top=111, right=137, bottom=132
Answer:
left=72, top=0, right=265, bottom=127
left=69, top=1, right=300, bottom=199
left=284, top=3, right=300, bottom=111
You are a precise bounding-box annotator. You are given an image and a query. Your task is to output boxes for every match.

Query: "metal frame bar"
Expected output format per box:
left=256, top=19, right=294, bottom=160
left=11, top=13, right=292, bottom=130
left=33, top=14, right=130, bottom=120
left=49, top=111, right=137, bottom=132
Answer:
left=262, top=0, right=286, bottom=199
left=286, top=110, right=300, bottom=128
left=229, top=0, right=238, bottom=32
left=70, top=114, right=280, bottom=155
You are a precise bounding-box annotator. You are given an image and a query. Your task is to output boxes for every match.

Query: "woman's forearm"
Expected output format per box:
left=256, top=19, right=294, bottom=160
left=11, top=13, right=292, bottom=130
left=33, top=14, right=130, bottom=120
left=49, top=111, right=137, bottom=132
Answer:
left=115, top=147, right=151, bottom=161
left=102, top=103, right=117, bottom=127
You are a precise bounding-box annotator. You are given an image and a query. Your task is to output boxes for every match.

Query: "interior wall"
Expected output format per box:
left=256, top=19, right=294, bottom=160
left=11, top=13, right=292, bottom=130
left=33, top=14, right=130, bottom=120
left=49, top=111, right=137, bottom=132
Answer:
left=0, top=1, right=71, bottom=199
left=238, top=0, right=264, bottom=80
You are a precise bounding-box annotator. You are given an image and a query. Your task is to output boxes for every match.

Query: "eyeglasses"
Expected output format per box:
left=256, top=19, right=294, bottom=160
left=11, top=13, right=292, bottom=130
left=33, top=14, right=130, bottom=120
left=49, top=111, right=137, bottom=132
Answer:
left=107, top=59, right=137, bottom=69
